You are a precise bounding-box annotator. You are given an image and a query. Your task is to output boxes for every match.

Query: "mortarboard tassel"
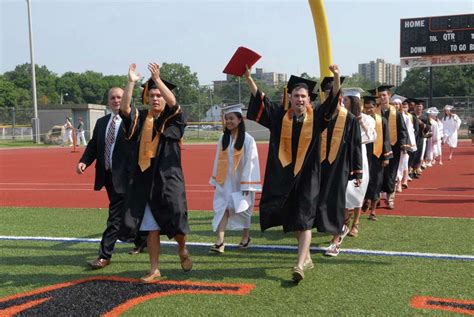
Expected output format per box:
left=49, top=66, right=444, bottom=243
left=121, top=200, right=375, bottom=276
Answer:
left=221, top=109, right=225, bottom=132
left=283, top=86, right=288, bottom=111
left=142, top=83, right=149, bottom=105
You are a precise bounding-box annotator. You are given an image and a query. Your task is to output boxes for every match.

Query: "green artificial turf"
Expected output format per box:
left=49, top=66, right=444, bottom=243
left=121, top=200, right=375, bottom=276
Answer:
left=0, top=207, right=473, bottom=316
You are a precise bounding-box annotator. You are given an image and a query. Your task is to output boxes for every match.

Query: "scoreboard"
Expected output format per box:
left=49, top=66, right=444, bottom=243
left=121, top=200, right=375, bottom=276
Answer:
left=400, top=13, right=474, bottom=58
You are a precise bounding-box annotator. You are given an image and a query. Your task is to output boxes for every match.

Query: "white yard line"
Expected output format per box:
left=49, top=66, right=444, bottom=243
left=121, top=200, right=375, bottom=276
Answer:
left=0, top=235, right=472, bottom=261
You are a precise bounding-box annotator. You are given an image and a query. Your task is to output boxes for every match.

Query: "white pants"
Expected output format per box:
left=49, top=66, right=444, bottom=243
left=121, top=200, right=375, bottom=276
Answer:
left=77, top=131, right=87, bottom=146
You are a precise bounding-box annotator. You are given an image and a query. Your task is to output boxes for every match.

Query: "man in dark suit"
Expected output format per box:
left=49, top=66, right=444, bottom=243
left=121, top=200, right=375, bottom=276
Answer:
left=76, top=87, right=144, bottom=269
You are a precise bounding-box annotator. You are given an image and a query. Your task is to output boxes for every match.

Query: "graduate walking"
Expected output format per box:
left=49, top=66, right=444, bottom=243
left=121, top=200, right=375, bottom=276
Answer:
left=209, top=104, right=261, bottom=253
left=244, top=64, right=341, bottom=283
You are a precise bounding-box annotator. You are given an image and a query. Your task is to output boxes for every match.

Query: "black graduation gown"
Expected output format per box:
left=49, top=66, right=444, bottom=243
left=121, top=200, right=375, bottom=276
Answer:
left=365, top=116, right=393, bottom=201
left=412, top=113, right=431, bottom=168
left=315, top=112, right=362, bottom=234
left=382, top=108, right=409, bottom=194
left=119, top=105, right=189, bottom=239
left=246, top=90, right=340, bottom=233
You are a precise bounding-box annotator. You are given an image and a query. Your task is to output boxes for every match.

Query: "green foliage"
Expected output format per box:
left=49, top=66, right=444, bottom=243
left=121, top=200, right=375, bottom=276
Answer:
left=396, top=65, right=474, bottom=97
left=341, top=73, right=375, bottom=91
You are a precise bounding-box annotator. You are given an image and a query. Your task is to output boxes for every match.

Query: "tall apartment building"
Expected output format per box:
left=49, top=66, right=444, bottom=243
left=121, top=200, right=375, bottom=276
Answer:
left=213, top=68, right=287, bottom=91
left=358, top=58, right=402, bottom=86
left=253, top=68, right=287, bottom=86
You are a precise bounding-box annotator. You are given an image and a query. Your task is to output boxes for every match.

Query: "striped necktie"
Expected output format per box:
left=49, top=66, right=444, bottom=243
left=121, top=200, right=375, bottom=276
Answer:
left=104, top=115, right=117, bottom=170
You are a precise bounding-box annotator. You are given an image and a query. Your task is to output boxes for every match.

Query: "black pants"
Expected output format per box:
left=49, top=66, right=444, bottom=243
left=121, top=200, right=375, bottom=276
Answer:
left=382, top=145, right=401, bottom=194
left=99, top=172, right=146, bottom=259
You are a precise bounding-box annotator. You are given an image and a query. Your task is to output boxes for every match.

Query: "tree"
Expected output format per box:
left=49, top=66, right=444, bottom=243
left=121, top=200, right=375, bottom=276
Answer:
left=0, top=75, right=21, bottom=108
left=158, top=63, right=202, bottom=121
left=396, top=65, right=474, bottom=97
left=3, top=63, right=59, bottom=104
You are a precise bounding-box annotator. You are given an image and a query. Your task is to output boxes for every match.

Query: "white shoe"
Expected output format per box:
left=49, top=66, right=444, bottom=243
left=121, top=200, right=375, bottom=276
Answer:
left=324, top=243, right=340, bottom=257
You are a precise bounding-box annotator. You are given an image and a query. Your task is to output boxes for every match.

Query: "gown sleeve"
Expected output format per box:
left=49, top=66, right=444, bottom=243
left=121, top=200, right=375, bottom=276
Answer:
left=382, top=117, right=394, bottom=160
left=119, top=105, right=142, bottom=141
left=209, top=134, right=223, bottom=187
left=246, top=90, right=282, bottom=130
left=349, top=119, right=363, bottom=180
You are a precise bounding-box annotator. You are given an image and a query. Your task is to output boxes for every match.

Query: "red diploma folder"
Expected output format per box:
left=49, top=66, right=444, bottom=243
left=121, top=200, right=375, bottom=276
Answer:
left=223, top=46, right=261, bottom=76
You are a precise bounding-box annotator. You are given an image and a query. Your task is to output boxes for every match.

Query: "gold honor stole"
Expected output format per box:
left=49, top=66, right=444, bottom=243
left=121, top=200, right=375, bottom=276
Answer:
left=215, top=142, right=243, bottom=185
left=138, top=111, right=160, bottom=172
left=374, top=113, right=383, bottom=158
left=278, top=106, right=314, bottom=176
left=388, top=105, right=397, bottom=145
left=320, top=106, right=348, bottom=164
left=137, top=106, right=182, bottom=172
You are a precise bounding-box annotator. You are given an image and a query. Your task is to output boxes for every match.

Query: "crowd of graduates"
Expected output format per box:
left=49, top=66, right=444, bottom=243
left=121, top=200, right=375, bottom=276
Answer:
left=77, top=61, right=462, bottom=285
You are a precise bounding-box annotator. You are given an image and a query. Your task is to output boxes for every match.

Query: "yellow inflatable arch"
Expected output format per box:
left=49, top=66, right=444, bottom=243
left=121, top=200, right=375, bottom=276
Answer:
left=308, top=0, right=332, bottom=99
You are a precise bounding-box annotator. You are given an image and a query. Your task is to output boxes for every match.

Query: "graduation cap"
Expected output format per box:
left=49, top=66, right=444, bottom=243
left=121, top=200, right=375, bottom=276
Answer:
left=141, top=78, right=177, bottom=105
left=220, top=103, right=244, bottom=115
left=342, top=87, right=364, bottom=99
left=362, top=95, right=378, bottom=106
left=223, top=46, right=261, bottom=76
left=286, top=75, right=318, bottom=101
left=367, top=88, right=377, bottom=96
left=320, top=76, right=346, bottom=92
left=375, top=84, right=394, bottom=95
left=391, top=94, right=406, bottom=104
left=279, top=75, right=319, bottom=108
left=426, top=107, right=439, bottom=114
left=410, top=98, right=425, bottom=105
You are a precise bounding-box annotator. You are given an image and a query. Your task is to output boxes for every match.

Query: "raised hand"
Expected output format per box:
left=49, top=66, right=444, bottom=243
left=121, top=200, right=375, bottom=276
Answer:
left=128, top=63, right=140, bottom=83
left=244, top=64, right=252, bottom=79
left=329, top=64, right=340, bottom=76
left=148, top=63, right=161, bottom=83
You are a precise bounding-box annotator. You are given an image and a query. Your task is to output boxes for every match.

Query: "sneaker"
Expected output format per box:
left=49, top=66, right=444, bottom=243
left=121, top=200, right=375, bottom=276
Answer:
left=324, top=243, right=340, bottom=257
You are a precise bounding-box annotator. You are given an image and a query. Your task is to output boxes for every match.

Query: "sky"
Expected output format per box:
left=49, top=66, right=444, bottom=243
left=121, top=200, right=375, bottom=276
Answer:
left=1, top=0, right=472, bottom=86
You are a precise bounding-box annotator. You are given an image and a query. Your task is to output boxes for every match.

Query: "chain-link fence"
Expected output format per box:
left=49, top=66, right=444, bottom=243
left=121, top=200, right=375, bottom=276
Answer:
left=419, top=96, right=473, bottom=136
left=0, top=107, right=35, bottom=140
left=3, top=96, right=471, bottom=141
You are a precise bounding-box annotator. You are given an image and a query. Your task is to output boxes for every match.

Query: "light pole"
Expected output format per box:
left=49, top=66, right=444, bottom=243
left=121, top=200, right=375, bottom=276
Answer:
left=60, top=92, right=69, bottom=104
left=26, top=0, right=40, bottom=143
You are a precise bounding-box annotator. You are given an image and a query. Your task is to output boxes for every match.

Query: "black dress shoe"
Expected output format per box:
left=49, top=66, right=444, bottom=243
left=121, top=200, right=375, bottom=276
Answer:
left=88, top=258, right=110, bottom=269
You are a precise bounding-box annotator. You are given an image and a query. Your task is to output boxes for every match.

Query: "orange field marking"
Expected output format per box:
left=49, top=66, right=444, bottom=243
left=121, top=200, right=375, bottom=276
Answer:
left=411, top=295, right=474, bottom=315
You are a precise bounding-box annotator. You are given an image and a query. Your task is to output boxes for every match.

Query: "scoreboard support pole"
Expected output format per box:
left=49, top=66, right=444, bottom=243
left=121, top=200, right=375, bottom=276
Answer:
left=429, top=67, right=433, bottom=108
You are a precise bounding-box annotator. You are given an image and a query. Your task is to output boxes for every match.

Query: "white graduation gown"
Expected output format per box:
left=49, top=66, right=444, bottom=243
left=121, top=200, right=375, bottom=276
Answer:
left=346, top=114, right=376, bottom=209
left=209, top=132, right=261, bottom=231
left=442, top=115, right=461, bottom=148
left=397, top=113, right=417, bottom=180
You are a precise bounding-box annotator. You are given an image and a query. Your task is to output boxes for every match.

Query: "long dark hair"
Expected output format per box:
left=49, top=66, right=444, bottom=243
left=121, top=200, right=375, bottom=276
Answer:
left=222, top=112, right=245, bottom=151
left=346, top=96, right=361, bottom=117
